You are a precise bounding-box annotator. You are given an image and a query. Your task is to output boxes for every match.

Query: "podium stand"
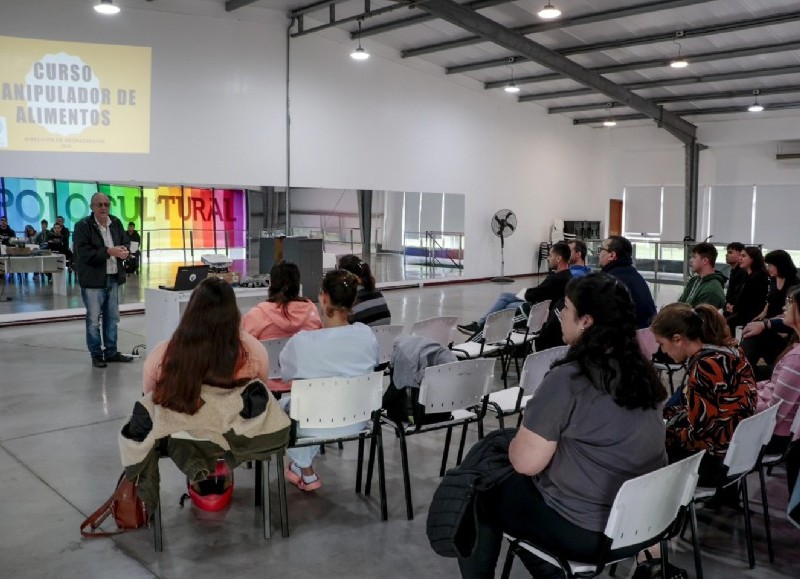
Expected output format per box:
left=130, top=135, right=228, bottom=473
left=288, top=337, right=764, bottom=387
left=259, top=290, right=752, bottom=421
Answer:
left=259, top=237, right=323, bottom=300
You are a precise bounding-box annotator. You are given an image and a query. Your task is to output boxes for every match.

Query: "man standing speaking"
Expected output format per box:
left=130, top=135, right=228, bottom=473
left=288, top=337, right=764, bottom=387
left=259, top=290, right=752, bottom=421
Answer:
left=73, top=192, right=134, bottom=368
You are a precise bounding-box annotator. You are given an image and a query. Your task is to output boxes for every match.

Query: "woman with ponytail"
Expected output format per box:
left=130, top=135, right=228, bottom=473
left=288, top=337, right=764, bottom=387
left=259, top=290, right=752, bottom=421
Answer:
left=338, top=254, right=392, bottom=326
left=652, top=303, right=757, bottom=486
left=459, top=274, right=667, bottom=578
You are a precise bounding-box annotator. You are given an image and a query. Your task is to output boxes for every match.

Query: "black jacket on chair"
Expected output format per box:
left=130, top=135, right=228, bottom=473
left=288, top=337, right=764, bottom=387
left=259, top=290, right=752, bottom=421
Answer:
left=73, top=214, right=129, bottom=288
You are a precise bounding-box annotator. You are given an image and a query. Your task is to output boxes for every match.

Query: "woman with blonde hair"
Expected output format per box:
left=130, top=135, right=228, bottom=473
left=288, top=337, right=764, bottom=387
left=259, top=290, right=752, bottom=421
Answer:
left=652, top=303, right=757, bottom=486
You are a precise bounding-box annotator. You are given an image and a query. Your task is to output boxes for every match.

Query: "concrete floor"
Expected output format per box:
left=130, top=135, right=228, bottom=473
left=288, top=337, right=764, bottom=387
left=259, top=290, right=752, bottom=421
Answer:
left=0, top=274, right=798, bottom=578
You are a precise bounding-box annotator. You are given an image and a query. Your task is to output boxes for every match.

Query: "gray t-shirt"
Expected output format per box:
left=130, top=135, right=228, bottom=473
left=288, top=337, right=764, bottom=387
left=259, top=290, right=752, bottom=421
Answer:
left=522, top=360, right=667, bottom=532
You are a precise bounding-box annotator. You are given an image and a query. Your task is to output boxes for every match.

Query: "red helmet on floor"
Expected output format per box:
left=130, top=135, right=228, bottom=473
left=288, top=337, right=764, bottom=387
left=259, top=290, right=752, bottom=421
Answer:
left=187, top=460, right=234, bottom=512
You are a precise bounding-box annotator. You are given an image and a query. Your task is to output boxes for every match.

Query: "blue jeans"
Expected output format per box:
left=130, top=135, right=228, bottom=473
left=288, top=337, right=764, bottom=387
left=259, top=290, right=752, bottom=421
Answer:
left=81, top=275, right=120, bottom=359
left=479, top=292, right=524, bottom=325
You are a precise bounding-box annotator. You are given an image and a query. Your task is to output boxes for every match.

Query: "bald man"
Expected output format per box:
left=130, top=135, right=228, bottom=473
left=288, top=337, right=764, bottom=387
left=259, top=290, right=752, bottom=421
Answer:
left=73, top=192, right=133, bottom=368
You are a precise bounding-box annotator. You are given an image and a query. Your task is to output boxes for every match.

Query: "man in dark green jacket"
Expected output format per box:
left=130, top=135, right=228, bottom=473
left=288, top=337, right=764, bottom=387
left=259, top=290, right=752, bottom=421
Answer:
left=678, top=242, right=727, bottom=309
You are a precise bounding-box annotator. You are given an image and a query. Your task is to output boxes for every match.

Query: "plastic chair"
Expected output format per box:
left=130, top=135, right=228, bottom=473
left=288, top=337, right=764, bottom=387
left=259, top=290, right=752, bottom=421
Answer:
left=288, top=371, right=389, bottom=521
left=687, top=403, right=780, bottom=578
left=508, top=299, right=551, bottom=376
left=151, top=430, right=288, bottom=551
left=502, top=452, right=704, bottom=579
left=452, top=308, right=515, bottom=385
left=410, top=316, right=459, bottom=347
left=371, top=324, right=404, bottom=368
left=486, top=345, right=568, bottom=429
left=636, top=327, right=685, bottom=394
left=762, top=397, right=800, bottom=474
left=370, top=358, right=495, bottom=520
left=261, top=337, right=292, bottom=393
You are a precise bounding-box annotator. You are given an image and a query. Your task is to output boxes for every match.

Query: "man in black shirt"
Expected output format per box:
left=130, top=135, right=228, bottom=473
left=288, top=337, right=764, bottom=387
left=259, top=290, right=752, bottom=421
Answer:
left=458, top=241, right=572, bottom=334
left=724, top=241, right=746, bottom=317
left=0, top=216, right=16, bottom=245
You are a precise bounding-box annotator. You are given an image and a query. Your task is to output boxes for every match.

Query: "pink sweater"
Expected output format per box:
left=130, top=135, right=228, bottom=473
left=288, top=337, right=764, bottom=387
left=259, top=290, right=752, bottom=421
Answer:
left=756, top=344, right=800, bottom=440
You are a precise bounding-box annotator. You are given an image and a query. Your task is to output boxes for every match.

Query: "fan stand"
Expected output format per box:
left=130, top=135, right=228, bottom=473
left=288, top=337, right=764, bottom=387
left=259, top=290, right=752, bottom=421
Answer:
left=491, top=233, right=514, bottom=284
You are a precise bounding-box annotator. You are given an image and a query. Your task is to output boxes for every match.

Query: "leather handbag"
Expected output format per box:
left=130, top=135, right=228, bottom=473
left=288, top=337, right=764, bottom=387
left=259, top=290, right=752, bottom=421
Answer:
left=80, top=472, right=148, bottom=537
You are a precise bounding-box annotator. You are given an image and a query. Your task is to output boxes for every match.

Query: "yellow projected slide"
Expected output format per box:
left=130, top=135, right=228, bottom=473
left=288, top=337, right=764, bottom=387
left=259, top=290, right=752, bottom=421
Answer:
left=0, top=36, right=151, bottom=153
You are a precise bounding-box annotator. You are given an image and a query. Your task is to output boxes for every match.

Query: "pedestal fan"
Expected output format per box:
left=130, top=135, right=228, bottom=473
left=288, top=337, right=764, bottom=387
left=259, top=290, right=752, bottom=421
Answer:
left=491, top=209, right=517, bottom=283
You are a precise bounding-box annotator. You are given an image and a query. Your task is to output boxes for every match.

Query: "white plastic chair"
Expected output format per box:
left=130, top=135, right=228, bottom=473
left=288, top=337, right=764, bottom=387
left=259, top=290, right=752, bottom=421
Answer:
left=486, top=345, right=568, bottom=429
left=288, top=371, right=389, bottom=520
left=636, top=327, right=685, bottom=394
left=322, top=252, right=337, bottom=270
left=260, top=337, right=292, bottom=394
left=371, top=358, right=495, bottom=520
left=452, top=308, right=515, bottom=385
left=502, top=452, right=704, bottom=579
left=761, top=396, right=800, bottom=471
left=410, top=316, right=459, bottom=347
left=687, top=403, right=780, bottom=578
left=508, top=299, right=552, bottom=377
left=371, top=324, right=404, bottom=368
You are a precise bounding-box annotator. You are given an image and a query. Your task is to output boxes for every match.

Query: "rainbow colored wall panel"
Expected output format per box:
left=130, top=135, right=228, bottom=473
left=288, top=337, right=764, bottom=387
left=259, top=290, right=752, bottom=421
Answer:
left=0, top=177, right=247, bottom=253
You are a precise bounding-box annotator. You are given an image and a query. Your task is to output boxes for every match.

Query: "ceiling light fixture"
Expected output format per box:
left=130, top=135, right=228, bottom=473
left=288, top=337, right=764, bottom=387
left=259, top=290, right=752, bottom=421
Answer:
left=538, top=2, right=561, bottom=20
left=350, top=20, right=369, bottom=61
left=748, top=89, right=764, bottom=112
left=94, top=0, right=121, bottom=15
left=603, top=119, right=617, bottom=127
left=504, top=59, right=520, bottom=94
left=670, top=35, right=688, bottom=68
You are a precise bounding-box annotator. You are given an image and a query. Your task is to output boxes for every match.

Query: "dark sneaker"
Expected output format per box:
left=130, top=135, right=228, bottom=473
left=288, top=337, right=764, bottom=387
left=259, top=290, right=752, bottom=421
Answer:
left=106, top=352, right=134, bottom=363
left=92, top=357, right=107, bottom=368
left=457, top=321, right=483, bottom=335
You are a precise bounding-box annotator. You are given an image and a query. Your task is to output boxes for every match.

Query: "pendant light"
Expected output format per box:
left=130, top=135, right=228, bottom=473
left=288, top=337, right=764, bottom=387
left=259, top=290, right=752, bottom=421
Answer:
left=350, top=20, right=369, bottom=61
left=538, top=2, right=561, bottom=19
left=504, top=60, right=520, bottom=94
left=748, top=89, right=764, bottom=112
left=94, top=0, right=121, bottom=15
left=669, top=37, right=688, bottom=69
left=603, top=119, right=617, bottom=127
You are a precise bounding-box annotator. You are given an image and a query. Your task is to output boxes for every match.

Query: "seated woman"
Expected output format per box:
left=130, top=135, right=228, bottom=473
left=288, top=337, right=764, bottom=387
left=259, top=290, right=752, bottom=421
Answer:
left=652, top=303, right=757, bottom=487
left=120, top=277, right=290, bottom=509
left=143, top=277, right=269, bottom=395
left=279, top=269, right=379, bottom=491
left=22, top=225, right=37, bottom=244
left=338, top=254, right=392, bottom=326
left=726, top=246, right=769, bottom=335
left=242, top=260, right=322, bottom=392
left=458, top=274, right=667, bottom=578
left=755, top=285, right=800, bottom=455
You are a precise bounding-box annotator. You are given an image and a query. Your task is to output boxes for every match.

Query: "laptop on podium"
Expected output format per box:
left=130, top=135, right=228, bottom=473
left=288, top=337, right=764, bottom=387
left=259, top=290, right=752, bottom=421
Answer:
left=158, top=265, right=210, bottom=291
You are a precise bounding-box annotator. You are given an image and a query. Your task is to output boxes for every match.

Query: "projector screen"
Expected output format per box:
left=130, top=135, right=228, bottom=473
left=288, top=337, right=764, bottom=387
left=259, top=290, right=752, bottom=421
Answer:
left=0, top=35, right=151, bottom=153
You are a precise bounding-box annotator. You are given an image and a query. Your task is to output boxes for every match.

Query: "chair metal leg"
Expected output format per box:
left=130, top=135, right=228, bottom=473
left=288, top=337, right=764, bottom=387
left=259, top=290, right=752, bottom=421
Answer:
left=152, top=497, right=163, bottom=552
left=365, top=435, right=377, bottom=496
left=397, top=427, right=413, bottom=520
left=337, top=441, right=344, bottom=450
left=500, top=542, right=515, bottom=579
left=254, top=458, right=262, bottom=506
left=356, top=435, right=365, bottom=494
left=741, top=477, right=756, bottom=568
left=456, top=422, right=469, bottom=466
left=376, top=429, right=388, bottom=521
left=261, top=458, right=272, bottom=539
left=757, top=464, right=775, bottom=563
left=689, top=502, right=704, bottom=579
left=276, top=453, right=289, bottom=537
left=440, top=427, right=453, bottom=477
left=608, top=562, right=617, bottom=577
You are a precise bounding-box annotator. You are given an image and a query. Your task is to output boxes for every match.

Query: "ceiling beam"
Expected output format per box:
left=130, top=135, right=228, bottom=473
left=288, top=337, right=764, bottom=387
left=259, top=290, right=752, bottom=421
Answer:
left=403, top=0, right=715, bottom=58
left=549, top=85, right=800, bottom=114
left=484, top=40, right=800, bottom=90
left=225, top=0, right=260, bottom=11
left=574, top=101, right=800, bottom=125
left=292, top=2, right=401, bottom=37
left=359, top=0, right=511, bottom=39
left=519, top=64, right=800, bottom=102
left=446, top=10, right=800, bottom=75
left=400, top=0, right=696, bottom=144
left=290, top=0, right=351, bottom=18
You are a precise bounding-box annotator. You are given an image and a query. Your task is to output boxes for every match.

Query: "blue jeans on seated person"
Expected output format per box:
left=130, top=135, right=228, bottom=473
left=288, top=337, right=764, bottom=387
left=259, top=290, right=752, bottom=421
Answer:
left=81, top=275, right=120, bottom=360
left=479, top=292, right=524, bottom=325
left=279, top=395, right=369, bottom=468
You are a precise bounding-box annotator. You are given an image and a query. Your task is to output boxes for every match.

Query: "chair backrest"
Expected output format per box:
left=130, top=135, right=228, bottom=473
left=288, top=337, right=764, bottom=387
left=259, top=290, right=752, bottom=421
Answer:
left=372, top=324, right=404, bottom=366
left=410, top=316, right=459, bottom=347
left=261, top=337, right=291, bottom=380
left=322, top=252, right=337, bottom=270
left=526, top=300, right=552, bottom=334
left=605, top=452, right=704, bottom=550
left=790, top=399, right=800, bottom=439
left=483, top=308, right=516, bottom=344
left=519, top=345, right=569, bottom=396
left=723, top=403, right=780, bottom=476
left=417, top=359, right=495, bottom=413
left=636, top=327, right=659, bottom=359
left=289, top=371, right=384, bottom=428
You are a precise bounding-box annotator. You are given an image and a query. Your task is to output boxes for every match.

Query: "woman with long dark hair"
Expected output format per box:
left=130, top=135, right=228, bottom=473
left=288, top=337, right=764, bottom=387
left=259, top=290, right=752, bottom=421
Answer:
left=458, top=274, right=667, bottom=578
left=279, top=269, right=379, bottom=491
left=652, top=303, right=757, bottom=486
left=338, top=254, right=391, bottom=326
left=726, top=246, right=769, bottom=334
left=143, top=277, right=269, bottom=402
